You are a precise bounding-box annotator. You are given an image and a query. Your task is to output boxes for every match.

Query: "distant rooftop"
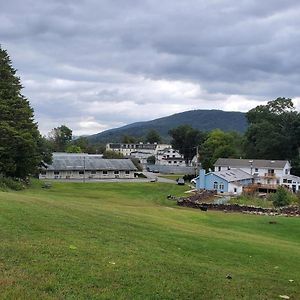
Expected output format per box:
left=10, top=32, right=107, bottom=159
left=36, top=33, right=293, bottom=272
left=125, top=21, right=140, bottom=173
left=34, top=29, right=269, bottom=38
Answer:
left=213, top=168, right=253, bottom=182
left=214, top=158, right=289, bottom=169
left=45, top=153, right=136, bottom=171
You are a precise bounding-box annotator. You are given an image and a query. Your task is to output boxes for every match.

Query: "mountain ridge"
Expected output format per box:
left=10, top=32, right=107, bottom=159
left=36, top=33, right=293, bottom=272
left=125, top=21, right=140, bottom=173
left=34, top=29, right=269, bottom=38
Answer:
left=88, top=109, right=248, bottom=143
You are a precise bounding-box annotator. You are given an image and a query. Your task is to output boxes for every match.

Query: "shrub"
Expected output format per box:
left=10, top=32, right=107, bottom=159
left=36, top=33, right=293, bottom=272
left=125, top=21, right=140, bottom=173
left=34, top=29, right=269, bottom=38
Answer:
left=183, top=174, right=196, bottom=182
left=269, top=186, right=292, bottom=207
left=0, top=177, right=26, bottom=191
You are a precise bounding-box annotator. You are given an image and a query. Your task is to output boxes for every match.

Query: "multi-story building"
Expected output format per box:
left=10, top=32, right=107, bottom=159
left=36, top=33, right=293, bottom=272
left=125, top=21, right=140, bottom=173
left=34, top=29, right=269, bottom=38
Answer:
left=106, top=143, right=171, bottom=165
left=196, top=158, right=300, bottom=194
left=156, top=147, right=186, bottom=166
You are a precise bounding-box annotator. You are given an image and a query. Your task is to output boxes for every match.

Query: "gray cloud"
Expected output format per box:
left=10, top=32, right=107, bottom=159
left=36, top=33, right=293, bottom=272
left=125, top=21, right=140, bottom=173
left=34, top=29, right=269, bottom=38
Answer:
left=1, top=0, right=300, bottom=135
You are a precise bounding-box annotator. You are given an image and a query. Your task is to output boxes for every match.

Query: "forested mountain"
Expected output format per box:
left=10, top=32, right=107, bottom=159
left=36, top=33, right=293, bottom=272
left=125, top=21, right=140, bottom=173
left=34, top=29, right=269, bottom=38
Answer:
left=88, top=109, right=247, bottom=143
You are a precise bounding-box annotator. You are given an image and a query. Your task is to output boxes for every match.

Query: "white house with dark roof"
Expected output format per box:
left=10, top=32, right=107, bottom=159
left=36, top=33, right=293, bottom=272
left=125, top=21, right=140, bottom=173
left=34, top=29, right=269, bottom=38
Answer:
left=214, top=158, right=291, bottom=186
left=195, top=158, right=300, bottom=194
left=40, top=153, right=137, bottom=180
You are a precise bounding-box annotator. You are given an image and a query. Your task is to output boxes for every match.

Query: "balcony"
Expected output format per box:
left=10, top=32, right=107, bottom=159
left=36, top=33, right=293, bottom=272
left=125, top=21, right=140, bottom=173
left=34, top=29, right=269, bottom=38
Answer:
left=263, top=173, right=277, bottom=178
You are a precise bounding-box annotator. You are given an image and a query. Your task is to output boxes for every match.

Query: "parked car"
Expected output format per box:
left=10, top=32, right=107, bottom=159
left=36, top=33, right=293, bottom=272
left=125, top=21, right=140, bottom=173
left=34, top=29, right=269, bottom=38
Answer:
left=177, top=178, right=185, bottom=185
left=190, top=178, right=197, bottom=185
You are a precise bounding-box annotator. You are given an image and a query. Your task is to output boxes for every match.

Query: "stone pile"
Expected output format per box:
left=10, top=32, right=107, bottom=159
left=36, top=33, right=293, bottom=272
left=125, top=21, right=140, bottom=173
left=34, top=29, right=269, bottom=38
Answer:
left=177, top=198, right=300, bottom=217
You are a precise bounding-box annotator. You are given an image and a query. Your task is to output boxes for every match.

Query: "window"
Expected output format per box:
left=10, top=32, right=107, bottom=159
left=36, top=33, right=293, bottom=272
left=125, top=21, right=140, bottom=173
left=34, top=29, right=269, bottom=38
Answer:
left=285, top=169, right=289, bottom=175
left=168, top=161, right=171, bottom=164
left=213, top=182, right=218, bottom=189
left=219, top=182, right=224, bottom=190
left=227, top=167, right=230, bottom=170
left=103, top=171, right=108, bottom=175
left=267, top=169, right=274, bottom=174
left=218, top=167, right=221, bottom=171
left=283, top=179, right=287, bottom=183
left=255, top=168, right=258, bottom=172
left=180, top=161, right=182, bottom=163
left=114, top=171, right=119, bottom=175
left=173, top=155, right=175, bottom=158
left=174, top=161, right=177, bottom=164
left=234, top=188, right=237, bottom=193
left=79, top=171, right=84, bottom=175
left=91, top=171, right=96, bottom=174
left=125, top=171, right=130, bottom=175
left=287, top=180, right=292, bottom=183
left=54, top=171, right=59, bottom=175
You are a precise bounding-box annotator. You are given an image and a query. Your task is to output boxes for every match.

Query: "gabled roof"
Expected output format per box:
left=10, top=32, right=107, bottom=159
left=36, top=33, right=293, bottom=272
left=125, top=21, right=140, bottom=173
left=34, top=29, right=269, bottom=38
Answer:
left=213, top=168, right=253, bottom=182
left=45, top=153, right=137, bottom=171
left=282, top=174, right=300, bottom=183
left=214, top=158, right=289, bottom=169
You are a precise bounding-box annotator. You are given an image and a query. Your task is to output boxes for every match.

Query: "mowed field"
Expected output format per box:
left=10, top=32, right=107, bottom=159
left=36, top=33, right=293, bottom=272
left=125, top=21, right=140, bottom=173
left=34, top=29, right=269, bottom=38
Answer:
left=0, top=182, right=299, bottom=299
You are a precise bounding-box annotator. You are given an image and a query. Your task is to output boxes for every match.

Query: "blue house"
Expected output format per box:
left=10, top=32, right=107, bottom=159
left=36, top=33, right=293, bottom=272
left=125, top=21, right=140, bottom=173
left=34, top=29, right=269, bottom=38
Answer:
left=196, top=168, right=253, bottom=195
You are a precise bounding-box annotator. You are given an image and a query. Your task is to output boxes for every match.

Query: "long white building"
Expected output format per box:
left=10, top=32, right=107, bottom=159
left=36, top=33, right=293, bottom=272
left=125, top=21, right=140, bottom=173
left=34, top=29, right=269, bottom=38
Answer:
left=40, top=153, right=137, bottom=180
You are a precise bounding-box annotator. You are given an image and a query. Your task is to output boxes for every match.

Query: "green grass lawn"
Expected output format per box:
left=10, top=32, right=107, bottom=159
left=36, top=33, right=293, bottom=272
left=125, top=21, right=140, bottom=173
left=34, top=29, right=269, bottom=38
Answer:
left=229, top=195, right=274, bottom=208
left=0, top=181, right=299, bottom=299
left=157, top=174, right=184, bottom=181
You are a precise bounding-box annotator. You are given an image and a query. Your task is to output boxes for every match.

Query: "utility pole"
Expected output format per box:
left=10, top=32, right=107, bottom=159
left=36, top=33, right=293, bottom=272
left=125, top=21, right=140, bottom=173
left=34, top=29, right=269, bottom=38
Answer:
left=196, top=145, right=200, bottom=174
left=83, top=156, right=86, bottom=183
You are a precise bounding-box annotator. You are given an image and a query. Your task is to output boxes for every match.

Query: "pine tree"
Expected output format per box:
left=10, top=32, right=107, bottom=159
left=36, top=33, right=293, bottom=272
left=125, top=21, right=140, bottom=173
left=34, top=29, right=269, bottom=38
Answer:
left=0, top=46, right=48, bottom=179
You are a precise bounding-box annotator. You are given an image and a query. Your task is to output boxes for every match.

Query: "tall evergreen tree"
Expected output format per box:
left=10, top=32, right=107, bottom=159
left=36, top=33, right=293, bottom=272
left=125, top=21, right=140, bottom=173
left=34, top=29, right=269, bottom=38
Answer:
left=0, top=46, right=48, bottom=178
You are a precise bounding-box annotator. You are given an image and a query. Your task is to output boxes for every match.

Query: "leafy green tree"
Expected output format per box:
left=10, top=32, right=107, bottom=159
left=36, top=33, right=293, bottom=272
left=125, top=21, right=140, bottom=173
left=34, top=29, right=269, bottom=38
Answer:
left=269, top=186, right=292, bottom=207
left=122, top=135, right=136, bottom=143
left=66, top=145, right=82, bottom=153
left=102, top=150, right=124, bottom=159
left=48, top=125, right=72, bottom=152
left=0, top=46, right=50, bottom=179
left=73, top=137, right=88, bottom=151
left=199, top=129, right=243, bottom=171
left=244, top=98, right=300, bottom=175
left=169, top=125, right=206, bottom=163
left=145, top=129, right=162, bottom=143
left=147, top=155, right=156, bottom=164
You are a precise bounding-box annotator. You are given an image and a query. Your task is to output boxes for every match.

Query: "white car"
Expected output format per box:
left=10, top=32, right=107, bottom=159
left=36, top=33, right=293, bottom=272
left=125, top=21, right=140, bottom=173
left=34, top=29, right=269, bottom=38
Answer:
left=190, top=178, right=197, bottom=185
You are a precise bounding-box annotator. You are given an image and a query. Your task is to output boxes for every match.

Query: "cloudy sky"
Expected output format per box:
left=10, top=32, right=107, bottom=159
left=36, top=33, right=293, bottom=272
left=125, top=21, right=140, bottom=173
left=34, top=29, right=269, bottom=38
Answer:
left=1, top=0, right=300, bottom=135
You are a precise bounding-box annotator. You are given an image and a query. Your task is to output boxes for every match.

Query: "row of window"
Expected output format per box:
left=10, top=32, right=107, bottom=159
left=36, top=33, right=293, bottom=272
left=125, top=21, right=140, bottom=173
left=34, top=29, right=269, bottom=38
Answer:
left=48, top=170, right=131, bottom=175
left=283, top=179, right=299, bottom=184
left=213, top=182, right=224, bottom=190
left=168, top=161, right=183, bottom=164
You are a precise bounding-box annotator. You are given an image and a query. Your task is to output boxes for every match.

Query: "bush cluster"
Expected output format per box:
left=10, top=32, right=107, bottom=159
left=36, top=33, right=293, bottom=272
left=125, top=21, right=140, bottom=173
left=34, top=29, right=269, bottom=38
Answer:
left=0, top=177, right=26, bottom=191
left=267, top=187, right=295, bottom=207
left=183, top=174, right=195, bottom=182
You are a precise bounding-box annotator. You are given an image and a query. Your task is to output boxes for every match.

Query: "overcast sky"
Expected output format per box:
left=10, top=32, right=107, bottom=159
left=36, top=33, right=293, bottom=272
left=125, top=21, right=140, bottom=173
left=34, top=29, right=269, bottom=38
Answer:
left=1, top=0, right=300, bottom=135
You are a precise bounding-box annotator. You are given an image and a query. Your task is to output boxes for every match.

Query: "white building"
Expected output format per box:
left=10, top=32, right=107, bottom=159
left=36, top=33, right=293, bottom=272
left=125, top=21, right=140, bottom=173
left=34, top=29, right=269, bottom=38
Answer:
left=106, top=143, right=171, bottom=165
left=214, top=158, right=300, bottom=192
left=40, top=153, right=137, bottom=180
left=156, top=147, right=186, bottom=166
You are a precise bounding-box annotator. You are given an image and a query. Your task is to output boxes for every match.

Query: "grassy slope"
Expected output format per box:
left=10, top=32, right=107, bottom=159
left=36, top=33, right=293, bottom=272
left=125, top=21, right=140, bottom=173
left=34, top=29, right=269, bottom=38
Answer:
left=0, top=182, right=299, bottom=299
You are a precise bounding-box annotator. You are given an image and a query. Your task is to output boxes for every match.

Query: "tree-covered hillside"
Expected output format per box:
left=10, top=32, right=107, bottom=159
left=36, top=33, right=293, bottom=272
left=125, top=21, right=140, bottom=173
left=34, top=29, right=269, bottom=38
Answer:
left=88, top=110, right=247, bottom=143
